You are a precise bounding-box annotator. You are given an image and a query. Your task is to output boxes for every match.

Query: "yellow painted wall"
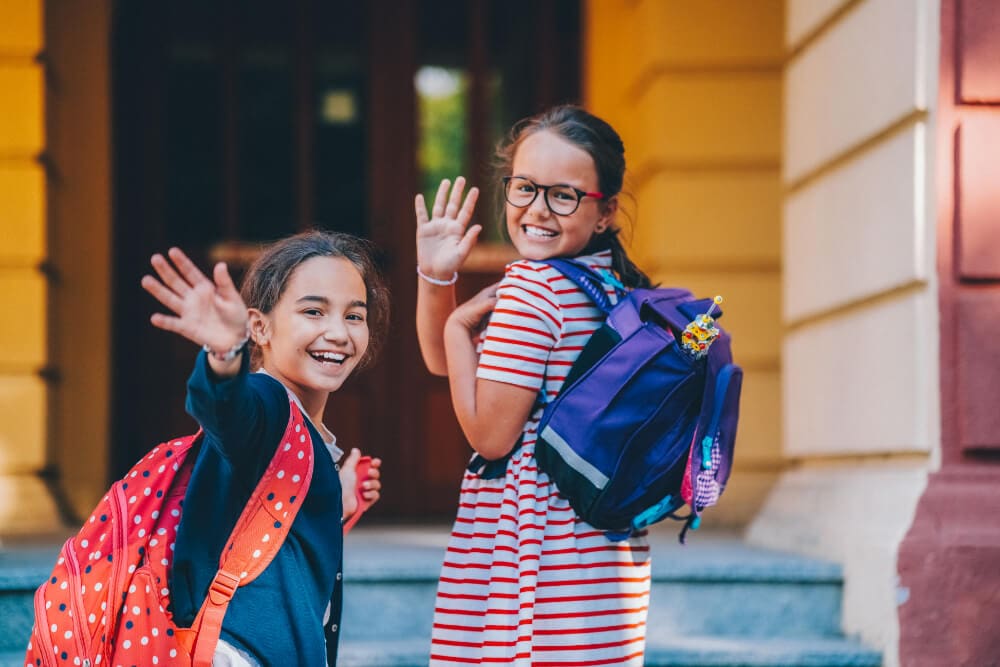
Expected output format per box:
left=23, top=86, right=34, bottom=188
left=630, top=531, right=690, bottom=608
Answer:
left=0, top=0, right=62, bottom=533
left=585, top=0, right=785, bottom=525
left=45, top=0, right=114, bottom=518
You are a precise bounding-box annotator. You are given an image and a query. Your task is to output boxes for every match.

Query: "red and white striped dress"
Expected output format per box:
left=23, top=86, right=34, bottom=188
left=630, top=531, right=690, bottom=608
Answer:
left=430, top=251, right=651, bottom=666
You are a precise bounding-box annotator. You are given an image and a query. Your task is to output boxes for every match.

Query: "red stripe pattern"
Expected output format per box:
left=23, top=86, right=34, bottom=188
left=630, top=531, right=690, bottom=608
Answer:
left=432, top=252, right=650, bottom=666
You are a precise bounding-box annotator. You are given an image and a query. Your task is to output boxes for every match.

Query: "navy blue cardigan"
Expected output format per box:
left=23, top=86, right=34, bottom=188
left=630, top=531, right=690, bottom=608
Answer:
left=169, top=350, right=344, bottom=666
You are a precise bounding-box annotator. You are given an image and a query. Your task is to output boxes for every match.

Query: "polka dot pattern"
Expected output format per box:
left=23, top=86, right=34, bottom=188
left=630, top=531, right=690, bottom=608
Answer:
left=24, top=402, right=312, bottom=666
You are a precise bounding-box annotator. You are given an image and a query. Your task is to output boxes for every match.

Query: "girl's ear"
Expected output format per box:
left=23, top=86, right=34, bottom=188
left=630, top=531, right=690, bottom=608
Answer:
left=248, top=308, right=270, bottom=346
left=595, top=195, right=618, bottom=234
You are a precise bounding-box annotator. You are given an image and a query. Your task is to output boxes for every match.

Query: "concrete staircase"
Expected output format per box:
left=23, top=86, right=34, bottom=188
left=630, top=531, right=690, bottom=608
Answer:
left=0, top=526, right=881, bottom=666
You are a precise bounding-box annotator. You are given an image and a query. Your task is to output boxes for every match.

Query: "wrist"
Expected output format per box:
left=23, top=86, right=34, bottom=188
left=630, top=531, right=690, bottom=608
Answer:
left=417, top=265, right=458, bottom=286
left=203, top=324, right=250, bottom=363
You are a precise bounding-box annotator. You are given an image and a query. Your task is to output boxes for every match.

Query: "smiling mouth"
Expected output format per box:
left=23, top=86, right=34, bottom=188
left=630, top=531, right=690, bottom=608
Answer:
left=522, top=224, right=558, bottom=239
left=309, top=351, right=348, bottom=365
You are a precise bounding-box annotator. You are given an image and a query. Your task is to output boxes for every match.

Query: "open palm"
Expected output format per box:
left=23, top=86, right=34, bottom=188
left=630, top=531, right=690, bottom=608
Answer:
left=415, top=176, right=482, bottom=279
left=141, top=247, right=249, bottom=352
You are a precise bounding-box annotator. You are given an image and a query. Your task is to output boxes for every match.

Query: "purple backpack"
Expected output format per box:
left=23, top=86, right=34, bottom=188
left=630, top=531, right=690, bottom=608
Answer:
left=536, top=259, right=743, bottom=542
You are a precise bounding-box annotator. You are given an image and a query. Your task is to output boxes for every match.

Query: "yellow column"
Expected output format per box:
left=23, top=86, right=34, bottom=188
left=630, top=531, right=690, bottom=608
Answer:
left=585, top=0, right=785, bottom=526
left=0, top=0, right=62, bottom=533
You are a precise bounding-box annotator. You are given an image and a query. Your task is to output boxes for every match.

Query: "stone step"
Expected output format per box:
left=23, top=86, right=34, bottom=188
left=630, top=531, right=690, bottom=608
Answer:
left=332, top=636, right=882, bottom=667
left=340, top=526, right=846, bottom=642
left=0, top=635, right=883, bottom=667
left=0, top=526, right=878, bottom=664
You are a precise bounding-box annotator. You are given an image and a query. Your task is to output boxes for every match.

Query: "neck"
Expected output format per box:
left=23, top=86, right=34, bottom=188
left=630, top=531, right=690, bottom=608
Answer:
left=258, top=363, right=328, bottom=428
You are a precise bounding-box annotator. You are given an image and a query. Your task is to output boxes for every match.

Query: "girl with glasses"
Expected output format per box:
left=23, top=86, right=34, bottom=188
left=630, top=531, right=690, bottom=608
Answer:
left=414, top=105, right=653, bottom=666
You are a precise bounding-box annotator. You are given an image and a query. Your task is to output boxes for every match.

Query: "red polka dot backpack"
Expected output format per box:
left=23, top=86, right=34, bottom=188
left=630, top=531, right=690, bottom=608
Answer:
left=24, top=400, right=370, bottom=667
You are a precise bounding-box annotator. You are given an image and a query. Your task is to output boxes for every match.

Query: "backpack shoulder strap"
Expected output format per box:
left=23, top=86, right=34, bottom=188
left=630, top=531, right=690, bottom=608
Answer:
left=187, top=399, right=314, bottom=666
left=546, top=258, right=616, bottom=313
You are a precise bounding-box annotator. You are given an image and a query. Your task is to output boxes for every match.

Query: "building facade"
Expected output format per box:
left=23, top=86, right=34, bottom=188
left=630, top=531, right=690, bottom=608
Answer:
left=2, top=1, right=998, bottom=664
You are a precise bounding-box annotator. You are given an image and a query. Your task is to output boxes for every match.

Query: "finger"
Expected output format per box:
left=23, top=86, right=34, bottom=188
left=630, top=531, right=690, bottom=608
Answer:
left=150, top=253, right=192, bottom=296
left=431, top=179, right=451, bottom=219
left=456, top=186, right=479, bottom=227
left=342, top=447, right=361, bottom=470
left=149, top=312, right=187, bottom=335
left=141, top=275, right=185, bottom=313
left=456, top=224, right=483, bottom=258
left=446, top=176, right=466, bottom=217
left=213, top=262, right=240, bottom=298
left=414, top=194, right=429, bottom=226
left=363, top=478, right=381, bottom=491
left=167, top=247, right=212, bottom=287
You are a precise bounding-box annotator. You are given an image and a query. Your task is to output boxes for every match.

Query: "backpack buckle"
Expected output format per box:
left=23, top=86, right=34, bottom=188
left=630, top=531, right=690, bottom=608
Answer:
left=209, top=569, right=240, bottom=604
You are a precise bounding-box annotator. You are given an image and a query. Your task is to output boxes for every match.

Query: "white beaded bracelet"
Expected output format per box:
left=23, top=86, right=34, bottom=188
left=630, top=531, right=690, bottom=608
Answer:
left=203, top=327, right=250, bottom=363
left=417, top=266, right=459, bottom=286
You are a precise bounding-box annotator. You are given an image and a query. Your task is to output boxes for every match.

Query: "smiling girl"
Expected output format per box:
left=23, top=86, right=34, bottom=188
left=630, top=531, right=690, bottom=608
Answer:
left=415, top=106, right=653, bottom=666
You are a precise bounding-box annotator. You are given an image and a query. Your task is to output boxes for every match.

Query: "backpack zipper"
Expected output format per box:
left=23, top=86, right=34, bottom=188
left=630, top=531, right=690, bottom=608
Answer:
left=700, top=363, right=736, bottom=470
left=63, top=543, right=92, bottom=661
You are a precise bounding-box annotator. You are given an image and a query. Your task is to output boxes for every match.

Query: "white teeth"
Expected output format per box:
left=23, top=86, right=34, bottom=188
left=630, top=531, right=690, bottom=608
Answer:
left=523, top=225, right=557, bottom=238
left=311, top=352, right=346, bottom=363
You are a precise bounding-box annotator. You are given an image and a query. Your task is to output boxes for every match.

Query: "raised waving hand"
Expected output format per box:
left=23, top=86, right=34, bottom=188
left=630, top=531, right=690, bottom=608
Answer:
left=141, top=248, right=249, bottom=354
left=415, top=176, right=482, bottom=280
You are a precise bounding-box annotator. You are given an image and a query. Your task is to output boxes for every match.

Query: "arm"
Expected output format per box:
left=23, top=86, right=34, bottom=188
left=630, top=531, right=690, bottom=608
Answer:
left=444, top=289, right=538, bottom=459
left=415, top=177, right=481, bottom=375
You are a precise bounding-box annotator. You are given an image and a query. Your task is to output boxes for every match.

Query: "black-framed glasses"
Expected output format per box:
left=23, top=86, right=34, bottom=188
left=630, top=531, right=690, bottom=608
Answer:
left=502, top=176, right=604, bottom=216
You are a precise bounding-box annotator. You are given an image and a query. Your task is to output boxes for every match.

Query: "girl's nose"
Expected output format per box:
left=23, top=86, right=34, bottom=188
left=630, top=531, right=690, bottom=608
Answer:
left=529, top=191, right=551, bottom=217
left=324, top=318, right=349, bottom=343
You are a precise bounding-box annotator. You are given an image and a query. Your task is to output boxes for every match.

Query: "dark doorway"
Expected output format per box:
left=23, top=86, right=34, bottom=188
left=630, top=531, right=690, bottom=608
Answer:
left=110, top=0, right=580, bottom=519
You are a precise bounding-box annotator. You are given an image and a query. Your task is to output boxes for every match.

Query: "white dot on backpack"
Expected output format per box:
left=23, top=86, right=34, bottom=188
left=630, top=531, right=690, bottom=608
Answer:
left=299, top=435, right=306, bottom=443
left=132, top=606, right=140, bottom=615
left=262, top=534, right=270, bottom=542
left=241, top=571, right=247, bottom=578
left=95, top=655, right=102, bottom=664
left=152, top=510, right=159, bottom=519
left=153, top=657, right=159, bottom=665
left=60, top=581, right=67, bottom=590
left=128, top=564, right=136, bottom=573
left=144, top=488, right=151, bottom=496
left=171, top=509, right=180, bottom=517
left=81, top=539, right=89, bottom=548
left=161, top=588, right=169, bottom=596
left=74, top=657, right=81, bottom=666
left=80, top=585, right=86, bottom=595
left=158, top=464, right=166, bottom=473
left=152, top=627, right=159, bottom=637
left=158, top=527, right=166, bottom=535
left=89, top=613, right=96, bottom=623
left=295, top=424, right=301, bottom=433
left=141, top=636, right=149, bottom=645
left=50, top=624, right=56, bottom=633
left=274, top=502, right=283, bottom=511
left=129, top=496, right=136, bottom=504
left=122, top=640, right=131, bottom=649
left=64, top=631, right=72, bottom=639
left=252, top=549, right=261, bottom=558
left=297, top=451, right=304, bottom=459
left=170, top=649, right=177, bottom=658
left=138, top=529, right=146, bottom=538
left=46, top=601, right=51, bottom=609
left=134, top=515, right=142, bottom=525
left=292, top=474, right=300, bottom=482
left=129, top=584, right=136, bottom=594
left=131, top=471, right=137, bottom=478
left=284, top=443, right=291, bottom=451
left=95, top=582, right=103, bottom=592
left=277, top=470, right=285, bottom=479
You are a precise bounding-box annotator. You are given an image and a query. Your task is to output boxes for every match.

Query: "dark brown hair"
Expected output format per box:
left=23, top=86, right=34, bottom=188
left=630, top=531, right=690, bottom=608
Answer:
left=240, top=230, right=390, bottom=370
left=495, top=105, right=652, bottom=289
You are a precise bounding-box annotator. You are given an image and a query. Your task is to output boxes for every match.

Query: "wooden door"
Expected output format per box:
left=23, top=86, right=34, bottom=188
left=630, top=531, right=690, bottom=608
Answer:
left=110, top=0, right=580, bottom=519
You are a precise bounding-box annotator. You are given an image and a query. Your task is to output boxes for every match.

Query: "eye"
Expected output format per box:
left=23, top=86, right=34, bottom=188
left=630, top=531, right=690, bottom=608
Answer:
left=551, top=188, right=577, bottom=202
left=303, top=308, right=323, bottom=317
left=346, top=312, right=367, bottom=322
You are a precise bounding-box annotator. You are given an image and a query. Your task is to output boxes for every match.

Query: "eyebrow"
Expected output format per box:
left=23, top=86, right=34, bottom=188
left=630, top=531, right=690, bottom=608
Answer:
left=296, top=295, right=368, bottom=309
